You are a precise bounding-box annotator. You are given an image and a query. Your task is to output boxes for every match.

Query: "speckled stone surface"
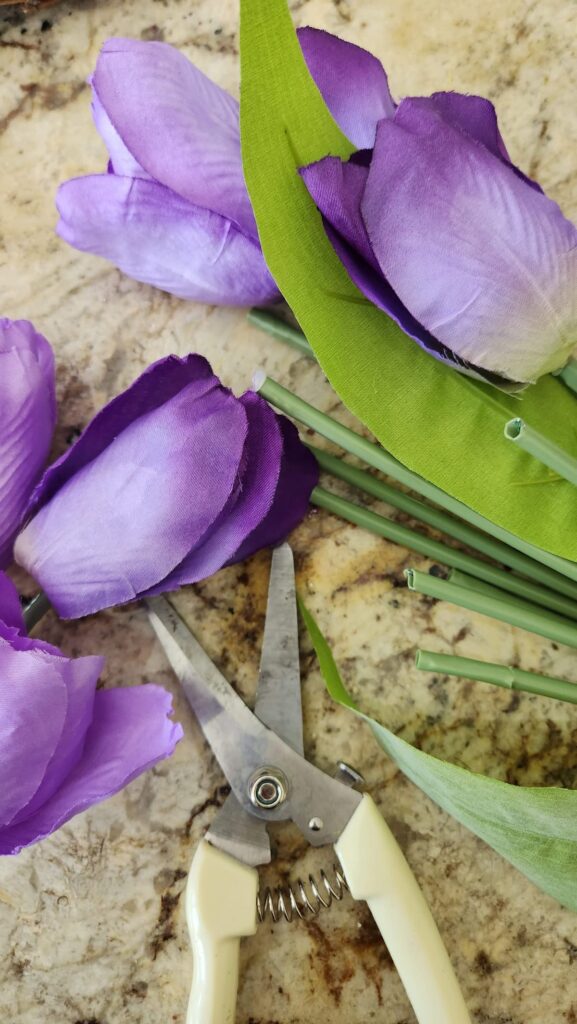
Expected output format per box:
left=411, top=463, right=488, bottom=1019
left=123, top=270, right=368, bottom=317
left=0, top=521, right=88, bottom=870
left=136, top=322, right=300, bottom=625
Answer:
left=2, top=1, right=577, bottom=1021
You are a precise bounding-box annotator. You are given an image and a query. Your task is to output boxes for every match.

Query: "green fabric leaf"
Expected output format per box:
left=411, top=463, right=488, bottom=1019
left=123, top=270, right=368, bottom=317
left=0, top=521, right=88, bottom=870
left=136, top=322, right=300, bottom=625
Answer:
left=298, top=596, right=577, bottom=909
left=239, top=0, right=577, bottom=562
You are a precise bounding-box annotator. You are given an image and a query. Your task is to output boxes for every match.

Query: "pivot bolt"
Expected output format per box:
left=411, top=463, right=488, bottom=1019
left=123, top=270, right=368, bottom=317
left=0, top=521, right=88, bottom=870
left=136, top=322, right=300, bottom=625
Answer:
left=249, top=767, right=288, bottom=809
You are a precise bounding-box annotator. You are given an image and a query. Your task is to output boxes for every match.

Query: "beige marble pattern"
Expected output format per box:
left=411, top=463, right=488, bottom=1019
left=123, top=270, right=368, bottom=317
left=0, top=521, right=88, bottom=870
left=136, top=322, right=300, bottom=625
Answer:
left=2, top=0, right=577, bottom=1021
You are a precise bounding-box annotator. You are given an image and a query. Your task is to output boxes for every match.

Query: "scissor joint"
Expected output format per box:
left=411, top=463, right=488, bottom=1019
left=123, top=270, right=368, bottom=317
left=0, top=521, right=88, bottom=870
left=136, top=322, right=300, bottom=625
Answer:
left=248, top=766, right=289, bottom=809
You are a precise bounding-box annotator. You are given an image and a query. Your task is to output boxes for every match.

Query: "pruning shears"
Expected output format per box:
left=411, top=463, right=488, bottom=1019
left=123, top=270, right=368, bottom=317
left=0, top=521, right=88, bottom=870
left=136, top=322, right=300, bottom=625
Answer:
left=147, top=544, right=471, bottom=1024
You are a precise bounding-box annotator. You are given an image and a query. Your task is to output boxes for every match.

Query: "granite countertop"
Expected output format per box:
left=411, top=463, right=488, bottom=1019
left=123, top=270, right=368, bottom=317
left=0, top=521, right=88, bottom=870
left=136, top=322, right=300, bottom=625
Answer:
left=2, top=0, right=577, bottom=1021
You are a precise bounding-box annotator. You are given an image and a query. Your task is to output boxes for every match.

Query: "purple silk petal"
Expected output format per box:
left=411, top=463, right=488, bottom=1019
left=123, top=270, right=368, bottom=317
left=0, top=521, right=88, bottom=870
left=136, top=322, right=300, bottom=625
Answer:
left=143, top=391, right=283, bottom=594
left=25, top=353, right=216, bottom=519
left=0, top=619, right=60, bottom=657
left=56, top=175, right=279, bottom=307
left=0, top=320, right=56, bottom=568
left=421, top=92, right=542, bottom=193
left=16, top=358, right=249, bottom=617
left=11, top=655, right=103, bottom=823
left=90, top=85, right=151, bottom=179
left=298, top=27, right=395, bottom=148
left=0, top=639, right=67, bottom=825
left=230, top=414, right=318, bottom=564
left=0, top=574, right=24, bottom=632
left=300, top=157, right=468, bottom=369
left=427, top=92, right=510, bottom=161
left=362, top=99, right=577, bottom=381
left=0, top=686, right=182, bottom=855
left=300, top=156, right=378, bottom=270
left=92, top=38, right=256, bottom=237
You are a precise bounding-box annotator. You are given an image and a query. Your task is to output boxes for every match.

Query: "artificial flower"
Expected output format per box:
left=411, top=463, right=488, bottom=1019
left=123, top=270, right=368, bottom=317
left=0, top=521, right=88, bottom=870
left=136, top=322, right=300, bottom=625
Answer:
left=55, top=31, right=385, bottom=307
left=0, top=319, right=56, bottom=567
left=15, top=354, right=318, bottom=618
left=298, top=33, right=577, bottom=388
left=56, top=37, right=278, bottom=306
left=0, top=571, right=182, bottom=855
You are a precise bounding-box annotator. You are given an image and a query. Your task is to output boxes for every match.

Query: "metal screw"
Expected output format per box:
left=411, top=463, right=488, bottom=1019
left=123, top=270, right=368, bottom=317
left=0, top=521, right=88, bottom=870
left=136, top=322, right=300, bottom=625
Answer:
left=334, top=761, right=365, bottom=788
left=308, top=817, right=324, bottom=832
left=249, top=767, right=288, bottom=809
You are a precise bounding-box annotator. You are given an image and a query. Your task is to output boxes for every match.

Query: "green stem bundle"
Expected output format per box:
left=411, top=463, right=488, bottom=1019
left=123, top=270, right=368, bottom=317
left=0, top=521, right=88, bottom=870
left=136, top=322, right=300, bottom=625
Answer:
left=406, top=567, right=577, bottom=650
left=255, top=372, right=577, bottom=595
left=310, top=446, right=577, bottom=621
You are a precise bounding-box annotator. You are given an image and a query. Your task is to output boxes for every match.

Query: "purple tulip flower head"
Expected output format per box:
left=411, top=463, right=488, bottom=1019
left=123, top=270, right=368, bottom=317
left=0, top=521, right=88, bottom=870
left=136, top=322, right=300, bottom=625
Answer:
left=14, top=354, right=318, bottom=619
left=0, top=319, right=56, bottom=567
left=0, top=572, right=182, bottom=855
left=298, top=31, right=577, bottom=388
left=56, top=37, right=279, bottom=306
left=55, top=31, right=391, bottom=309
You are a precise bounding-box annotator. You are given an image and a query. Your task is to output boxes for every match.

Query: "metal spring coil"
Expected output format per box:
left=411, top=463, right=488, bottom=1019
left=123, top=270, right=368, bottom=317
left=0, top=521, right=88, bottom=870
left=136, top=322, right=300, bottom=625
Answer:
left=257, top=865, right=349, bottom=924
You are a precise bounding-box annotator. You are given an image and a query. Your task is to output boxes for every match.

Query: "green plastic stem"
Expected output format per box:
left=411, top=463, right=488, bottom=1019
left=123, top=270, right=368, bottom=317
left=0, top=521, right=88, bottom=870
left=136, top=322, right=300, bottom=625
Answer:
left=446, top=569, right=549, bottom=614
left=406, top=567, right=577, bottom=650
left=558, top=359, right=577, bottom=396
left=22, top=591, right=51, bottom=632
left=416, top=649, right=577, bottom=705
left=505, top=418, right=577, bottom=489
left=248, top=308, right=314, bottom=357
left=448, top=573, right=577, bottom=634
left=310, top=446, right=577, bottom=622
left=254, top=374, right=577, bottom=594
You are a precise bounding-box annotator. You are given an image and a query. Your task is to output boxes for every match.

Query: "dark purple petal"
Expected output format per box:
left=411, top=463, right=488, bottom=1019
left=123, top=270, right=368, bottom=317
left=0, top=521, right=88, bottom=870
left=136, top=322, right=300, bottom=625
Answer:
left=0, top=573, right=24, bottom=632
left=0, top=686, right=182, bottom=854
left=0, top=637, right=67, bottom=825
left=0, top=320, right=56, bottom=567
left=361, top=99, right=577, bottom=381
left=300, top=156, right=378, bottom=270
left=56, top=175, right=279, bottom=307
left=16, top=356, right=249, bottom=617
left=229, top=414, right=319, bottom=563
left=142, top=391, right=283, bottom=593
left=92, top=38, right=256, bottom=237
left=298, top=27, right=395, bottom=148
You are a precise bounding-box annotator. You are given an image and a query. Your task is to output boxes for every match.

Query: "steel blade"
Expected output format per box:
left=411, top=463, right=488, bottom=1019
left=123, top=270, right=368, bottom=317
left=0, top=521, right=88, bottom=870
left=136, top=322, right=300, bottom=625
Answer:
left=207, top=793, right=271, bottom=868
left=254, top=544, right=303, bottom=754
left=146, top=594, right=261, bottom=757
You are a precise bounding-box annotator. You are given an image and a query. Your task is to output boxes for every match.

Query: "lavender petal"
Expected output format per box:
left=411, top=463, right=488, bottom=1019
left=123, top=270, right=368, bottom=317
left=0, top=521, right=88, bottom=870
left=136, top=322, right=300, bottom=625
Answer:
left=298, top=27, right=395, bottom=148
left=92, top=37, right=256, bottom=236
left=362, top=98, right=577, bottom=382
left=16, top=356, right=249, bottom=617
left=0, top=686, right=182, bottom=854
left=0, top=320, right=56, bottom=567
left=56, top=175, right=279, bottom=307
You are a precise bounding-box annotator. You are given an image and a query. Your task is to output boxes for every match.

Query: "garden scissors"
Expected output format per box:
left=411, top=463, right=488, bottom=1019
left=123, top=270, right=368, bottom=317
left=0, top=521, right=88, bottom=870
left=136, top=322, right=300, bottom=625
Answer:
left=147, top=544, right=471, bottom=1024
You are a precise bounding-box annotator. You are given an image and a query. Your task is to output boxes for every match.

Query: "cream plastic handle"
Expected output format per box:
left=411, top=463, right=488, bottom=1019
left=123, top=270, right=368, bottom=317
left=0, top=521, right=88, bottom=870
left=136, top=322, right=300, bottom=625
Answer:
left=186, top=839, right=258, bottom=1024
left=335, top=794, right=471, bottom=1024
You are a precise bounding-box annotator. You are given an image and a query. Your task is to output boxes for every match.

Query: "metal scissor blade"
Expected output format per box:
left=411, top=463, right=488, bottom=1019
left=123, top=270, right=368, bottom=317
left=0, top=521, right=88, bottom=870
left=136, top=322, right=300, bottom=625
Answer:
left=146, top=596, right=268, bottom=777
left=207, top=793, right=271, bottom=868
left=254, top=544, right=303, bottom=755
left=147, top=595, right=362, bottom=847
